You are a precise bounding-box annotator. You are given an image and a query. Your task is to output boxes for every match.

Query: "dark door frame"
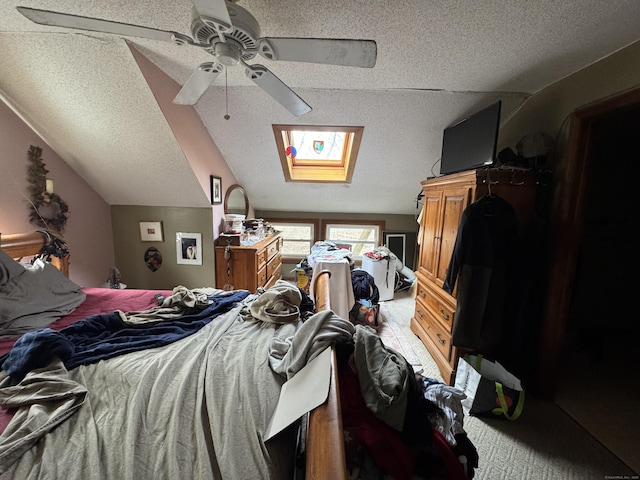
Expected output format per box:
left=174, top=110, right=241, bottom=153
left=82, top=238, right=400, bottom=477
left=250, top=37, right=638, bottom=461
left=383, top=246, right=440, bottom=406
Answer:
left=537, top=86, right=640, bottom=399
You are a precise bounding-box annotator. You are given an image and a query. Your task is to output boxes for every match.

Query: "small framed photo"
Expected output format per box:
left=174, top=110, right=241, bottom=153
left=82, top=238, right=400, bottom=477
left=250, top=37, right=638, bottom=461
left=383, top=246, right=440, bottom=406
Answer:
left=139, top=221, right=164, bottom=242
left=176, top=232, right=202, bottom=265
left=210, top=175, right=222, bottom=205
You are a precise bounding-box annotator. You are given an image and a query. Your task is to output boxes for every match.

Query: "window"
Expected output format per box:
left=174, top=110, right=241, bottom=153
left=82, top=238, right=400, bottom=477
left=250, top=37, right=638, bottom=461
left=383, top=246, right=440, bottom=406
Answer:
left=272, top=124, right=364, bottom=183
left=267, top=220, right=318, bottom=259
left=324, top=221, right=384, bottom=259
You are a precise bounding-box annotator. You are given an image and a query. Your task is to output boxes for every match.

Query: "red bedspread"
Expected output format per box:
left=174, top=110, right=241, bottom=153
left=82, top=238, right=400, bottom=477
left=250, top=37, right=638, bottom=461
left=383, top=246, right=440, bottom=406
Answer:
left=0, top=287, right=172, bottom=433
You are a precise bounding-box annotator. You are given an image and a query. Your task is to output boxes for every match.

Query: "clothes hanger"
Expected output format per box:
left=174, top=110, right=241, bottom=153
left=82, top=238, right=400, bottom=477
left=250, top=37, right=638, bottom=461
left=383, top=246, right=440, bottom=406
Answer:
left=483, top=169, right=499, bottom=198
left=481, top=169, right=500, bottom=216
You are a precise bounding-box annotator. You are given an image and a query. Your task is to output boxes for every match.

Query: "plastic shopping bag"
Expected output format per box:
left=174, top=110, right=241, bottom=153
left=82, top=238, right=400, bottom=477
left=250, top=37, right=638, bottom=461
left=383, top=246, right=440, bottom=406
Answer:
left=454, top=354, right=525, bottom=420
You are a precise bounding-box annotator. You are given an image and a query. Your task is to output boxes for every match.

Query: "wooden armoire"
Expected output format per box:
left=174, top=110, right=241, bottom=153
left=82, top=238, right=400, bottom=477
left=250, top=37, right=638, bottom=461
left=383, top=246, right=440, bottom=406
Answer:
left=410, top=168, right=537, bottom=384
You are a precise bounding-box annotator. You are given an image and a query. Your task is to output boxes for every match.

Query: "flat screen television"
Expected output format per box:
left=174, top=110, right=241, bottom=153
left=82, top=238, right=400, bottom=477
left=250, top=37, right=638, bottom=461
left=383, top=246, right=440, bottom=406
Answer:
left=439, top=100, right=501, bottom=175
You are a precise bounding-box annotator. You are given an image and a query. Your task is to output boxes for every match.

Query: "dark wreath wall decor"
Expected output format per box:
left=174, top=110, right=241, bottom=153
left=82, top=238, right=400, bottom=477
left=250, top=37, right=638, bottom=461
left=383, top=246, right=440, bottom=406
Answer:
left=26, top=145, right=70, bottom=233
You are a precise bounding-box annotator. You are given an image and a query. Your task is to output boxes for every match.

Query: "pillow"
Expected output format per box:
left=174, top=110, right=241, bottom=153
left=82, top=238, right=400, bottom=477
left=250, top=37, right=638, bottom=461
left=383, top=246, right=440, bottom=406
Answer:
left=0, top=248, right=25, bottom=287
left=0, top=248, right=86, bottom=338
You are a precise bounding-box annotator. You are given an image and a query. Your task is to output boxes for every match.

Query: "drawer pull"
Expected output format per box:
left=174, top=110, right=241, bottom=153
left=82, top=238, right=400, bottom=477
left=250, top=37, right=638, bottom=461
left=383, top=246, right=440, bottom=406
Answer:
left=439, top=309, right=450, bottom=321
left=416, top=310, right=423, bottom=320
left=419, top=290, right=427, bottom=299
left=436, top=333, right=446, bottom=346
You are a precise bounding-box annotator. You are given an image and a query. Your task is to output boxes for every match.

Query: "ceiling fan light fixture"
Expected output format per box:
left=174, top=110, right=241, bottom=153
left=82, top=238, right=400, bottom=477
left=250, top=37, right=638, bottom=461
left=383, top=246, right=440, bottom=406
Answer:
left=215, top=42, right=241, bottom=66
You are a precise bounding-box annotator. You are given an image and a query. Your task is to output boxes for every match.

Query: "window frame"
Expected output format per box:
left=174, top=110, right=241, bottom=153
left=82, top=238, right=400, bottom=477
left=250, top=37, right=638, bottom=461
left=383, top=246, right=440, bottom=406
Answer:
left=265, top=218, right=320, bottom=262
left=272, top=124, right=364, bottom=183
left=322, top=220, right=385, bottom=259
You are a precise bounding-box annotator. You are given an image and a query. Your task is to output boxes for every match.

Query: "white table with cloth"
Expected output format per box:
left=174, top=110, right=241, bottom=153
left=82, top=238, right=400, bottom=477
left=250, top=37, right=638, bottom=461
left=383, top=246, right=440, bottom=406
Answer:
left=305, top=242, right=355, bottom=321
left=309, top=259, right=354, bottom=320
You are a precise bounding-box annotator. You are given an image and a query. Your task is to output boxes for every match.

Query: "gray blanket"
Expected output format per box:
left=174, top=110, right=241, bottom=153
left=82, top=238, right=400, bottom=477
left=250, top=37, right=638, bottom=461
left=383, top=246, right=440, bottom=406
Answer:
left=0, top=296, right=354, bottom=479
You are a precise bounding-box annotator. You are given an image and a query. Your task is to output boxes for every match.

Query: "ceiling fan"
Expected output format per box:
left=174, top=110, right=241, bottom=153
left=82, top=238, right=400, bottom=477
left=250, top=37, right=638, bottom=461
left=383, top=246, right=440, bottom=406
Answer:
left=17, top=0, right=377, bottom=116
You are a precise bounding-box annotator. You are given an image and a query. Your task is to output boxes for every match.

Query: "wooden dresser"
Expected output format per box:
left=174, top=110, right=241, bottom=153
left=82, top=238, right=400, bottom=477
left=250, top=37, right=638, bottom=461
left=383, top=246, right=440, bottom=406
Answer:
left=215, top=233, right=283, bottom=292
left=410, top=169, right=537, bottom=384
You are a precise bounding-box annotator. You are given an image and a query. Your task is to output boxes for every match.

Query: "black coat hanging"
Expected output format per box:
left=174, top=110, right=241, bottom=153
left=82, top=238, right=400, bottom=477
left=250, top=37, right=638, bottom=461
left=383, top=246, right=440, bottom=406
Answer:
left=442, top=193, right=518, bottom=355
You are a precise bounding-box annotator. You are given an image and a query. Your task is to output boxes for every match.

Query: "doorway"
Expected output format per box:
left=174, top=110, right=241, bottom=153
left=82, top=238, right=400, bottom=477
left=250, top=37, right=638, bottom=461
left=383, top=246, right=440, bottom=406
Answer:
left=538, top=87, right=640, bottom=472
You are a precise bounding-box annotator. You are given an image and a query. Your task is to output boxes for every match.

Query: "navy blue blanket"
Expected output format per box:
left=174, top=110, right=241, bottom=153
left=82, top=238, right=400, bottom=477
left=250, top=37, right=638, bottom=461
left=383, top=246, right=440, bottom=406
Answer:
left=2, top=290, right=249, bottom=381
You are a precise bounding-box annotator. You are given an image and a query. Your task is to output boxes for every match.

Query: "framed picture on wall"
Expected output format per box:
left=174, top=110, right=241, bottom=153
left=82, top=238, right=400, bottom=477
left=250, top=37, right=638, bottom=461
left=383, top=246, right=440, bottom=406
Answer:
left=210, top=175, right=222, bottom=205
left=139, top=221, right=164, bottom=242
left=176, top=232, right=202, bottom=265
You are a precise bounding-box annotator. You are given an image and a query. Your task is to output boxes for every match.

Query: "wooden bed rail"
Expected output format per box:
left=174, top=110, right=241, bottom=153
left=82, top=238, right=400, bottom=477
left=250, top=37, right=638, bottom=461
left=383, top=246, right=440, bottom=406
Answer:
left=306, top=269, right=348, bottom=480
left=312, top=269, right=332, bottom=313
left=0, top=231, right=70, bottom=277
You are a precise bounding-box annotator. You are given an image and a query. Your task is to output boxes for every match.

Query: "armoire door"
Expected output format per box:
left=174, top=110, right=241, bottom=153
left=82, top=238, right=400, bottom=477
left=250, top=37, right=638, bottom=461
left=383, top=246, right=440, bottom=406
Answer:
left=417, top=190, right=443, bottom=281
left=434, top=187, right=471, bottom=290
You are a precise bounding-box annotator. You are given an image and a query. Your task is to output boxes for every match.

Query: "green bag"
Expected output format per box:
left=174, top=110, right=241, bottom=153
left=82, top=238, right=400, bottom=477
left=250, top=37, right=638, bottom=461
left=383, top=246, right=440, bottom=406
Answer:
left=454, top=354, right=525, bottom=420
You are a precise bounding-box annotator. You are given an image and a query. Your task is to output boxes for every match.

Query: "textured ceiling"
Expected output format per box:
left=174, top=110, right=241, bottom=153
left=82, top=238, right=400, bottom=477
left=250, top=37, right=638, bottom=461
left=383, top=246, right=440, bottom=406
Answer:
left=1, top=0, right=640, bottom=215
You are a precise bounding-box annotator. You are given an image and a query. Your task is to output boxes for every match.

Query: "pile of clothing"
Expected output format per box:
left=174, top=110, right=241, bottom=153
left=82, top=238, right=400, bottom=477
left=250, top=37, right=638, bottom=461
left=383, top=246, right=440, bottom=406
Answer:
left=349, top=269, right=380, bottom=330
left=336, top=326, right=478, bottom=480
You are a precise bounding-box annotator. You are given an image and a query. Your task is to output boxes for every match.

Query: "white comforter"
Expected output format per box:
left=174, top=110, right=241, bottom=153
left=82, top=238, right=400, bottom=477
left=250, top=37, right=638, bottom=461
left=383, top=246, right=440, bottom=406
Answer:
left=0, top=297, right=353, bottom=479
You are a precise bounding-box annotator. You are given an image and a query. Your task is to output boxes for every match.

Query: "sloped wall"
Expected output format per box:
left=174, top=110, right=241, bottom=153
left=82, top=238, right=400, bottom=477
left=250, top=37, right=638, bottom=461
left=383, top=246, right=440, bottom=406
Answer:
left=0, top=97, right=114, bottom=287
left=128, top=43, right=237, bottom=240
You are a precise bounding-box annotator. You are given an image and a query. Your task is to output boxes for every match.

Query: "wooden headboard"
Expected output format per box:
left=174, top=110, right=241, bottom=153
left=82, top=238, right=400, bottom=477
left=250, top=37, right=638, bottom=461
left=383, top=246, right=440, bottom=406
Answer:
left=0, top=231, right=70, bottom=277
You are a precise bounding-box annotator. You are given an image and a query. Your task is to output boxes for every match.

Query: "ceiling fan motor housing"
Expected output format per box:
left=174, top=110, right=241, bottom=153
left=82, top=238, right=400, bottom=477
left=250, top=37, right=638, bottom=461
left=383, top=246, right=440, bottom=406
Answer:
left=190, top=2, right=261, bottom=62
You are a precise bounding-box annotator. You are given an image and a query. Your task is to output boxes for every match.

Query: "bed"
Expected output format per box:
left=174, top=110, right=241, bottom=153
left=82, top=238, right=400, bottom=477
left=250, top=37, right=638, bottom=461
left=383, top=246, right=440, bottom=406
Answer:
left=0, top=231, right=477, bottom=479
left=0, top=231, right=351, bottom=479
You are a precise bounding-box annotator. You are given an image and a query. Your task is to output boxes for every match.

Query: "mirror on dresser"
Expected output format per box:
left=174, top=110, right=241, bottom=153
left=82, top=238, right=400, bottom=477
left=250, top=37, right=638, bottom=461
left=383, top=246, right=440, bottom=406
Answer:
left=218, top=184, right=282, bottom=293
left=224, top=184, right=249, bottom=217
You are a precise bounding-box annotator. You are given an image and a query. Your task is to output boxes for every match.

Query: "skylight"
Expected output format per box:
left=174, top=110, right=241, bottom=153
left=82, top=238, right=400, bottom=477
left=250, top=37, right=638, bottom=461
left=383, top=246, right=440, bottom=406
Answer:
left=272, top=125, right=364, bottom=183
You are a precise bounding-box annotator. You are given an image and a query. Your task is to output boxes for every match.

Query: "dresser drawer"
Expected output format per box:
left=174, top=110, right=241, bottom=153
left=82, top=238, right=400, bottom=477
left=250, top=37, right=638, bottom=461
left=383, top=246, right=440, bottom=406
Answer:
left=425, top=312, right=452, bottom=361
left=413, top=297, right=430, bottom=327
left=257, top=248, right=268, bottom=270
left=265, top=268, right=282, bottom=290
left=257, top=265, right=268, bottom=287
left=415, top=282, right=454, bottom=330
left=267, top=252, right=281, bottom=276
left=266, top=240, right=279, bottom=260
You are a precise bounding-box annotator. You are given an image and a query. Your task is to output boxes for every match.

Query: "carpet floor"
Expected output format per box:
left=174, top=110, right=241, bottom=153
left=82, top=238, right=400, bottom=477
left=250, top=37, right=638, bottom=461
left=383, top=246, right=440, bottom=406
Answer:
left=377, top=304, right=421, bottom=367
left=377, top=289, right=638, bottom=479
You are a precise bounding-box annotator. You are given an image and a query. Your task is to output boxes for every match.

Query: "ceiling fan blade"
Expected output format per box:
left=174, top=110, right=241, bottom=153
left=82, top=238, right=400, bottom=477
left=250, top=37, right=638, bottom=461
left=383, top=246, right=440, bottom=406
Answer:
left=16, top=7, right=177, bottom=42
left=190, top=0, right=232, bottom=33
left=245, top=65, right=311, bottom=116
left=258, top=38, right=377, bottom=68
left=173, top=62, right=223, bottom=105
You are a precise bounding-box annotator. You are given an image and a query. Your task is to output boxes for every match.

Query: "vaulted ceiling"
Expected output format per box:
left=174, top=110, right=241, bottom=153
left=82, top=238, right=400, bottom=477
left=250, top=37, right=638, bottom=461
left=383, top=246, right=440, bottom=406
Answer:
left=2, top=1, right=640, bottom=215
